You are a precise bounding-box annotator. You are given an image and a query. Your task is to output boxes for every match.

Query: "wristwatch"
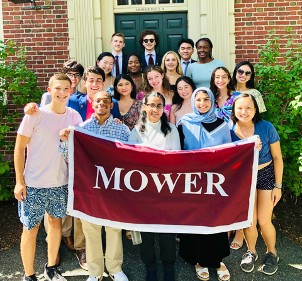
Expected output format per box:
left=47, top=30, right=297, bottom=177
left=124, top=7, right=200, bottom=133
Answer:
left=274, top=183, right=282, bottom=189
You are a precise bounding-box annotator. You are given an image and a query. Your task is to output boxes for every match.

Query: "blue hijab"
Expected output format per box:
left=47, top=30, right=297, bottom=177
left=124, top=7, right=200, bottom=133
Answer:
left=178, top=87, right=217, bottom=125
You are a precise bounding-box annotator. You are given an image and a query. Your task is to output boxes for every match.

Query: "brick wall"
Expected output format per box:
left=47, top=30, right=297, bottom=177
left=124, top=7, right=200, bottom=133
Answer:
left=2, top=0, right=69, bottom=89
left=234, top=0, right=302, bottom=63
left=1, top=0, right=69, bottom=167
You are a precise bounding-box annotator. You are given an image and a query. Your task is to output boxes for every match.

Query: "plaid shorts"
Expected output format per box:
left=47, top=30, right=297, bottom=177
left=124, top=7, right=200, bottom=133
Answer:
left=18, top=184, right=68, bottom=230
left=256, top=162, right=275, bottom=190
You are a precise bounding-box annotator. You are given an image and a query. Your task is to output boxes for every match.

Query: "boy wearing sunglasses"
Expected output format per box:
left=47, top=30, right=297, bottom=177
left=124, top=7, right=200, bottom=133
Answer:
left=139, top=30, right=163, bottom=72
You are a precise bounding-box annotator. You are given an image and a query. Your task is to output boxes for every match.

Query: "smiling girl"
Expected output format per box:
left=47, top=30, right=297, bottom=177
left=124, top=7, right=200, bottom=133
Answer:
left=142, top=65, right=174, bottom=120
left=230, top=93, right=283, bottom=276
left=161, top=51, right=183, bottom=93
left=210, top=67, right=240, bottom=122
left=170, top=76, right=196, bottom=126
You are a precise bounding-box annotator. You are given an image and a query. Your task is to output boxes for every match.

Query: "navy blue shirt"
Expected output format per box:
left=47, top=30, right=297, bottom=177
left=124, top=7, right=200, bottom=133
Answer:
left=230, top=120, right=280, bottom=165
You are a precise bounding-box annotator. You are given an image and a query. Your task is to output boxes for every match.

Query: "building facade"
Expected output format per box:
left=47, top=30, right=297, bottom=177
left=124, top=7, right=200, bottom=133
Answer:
left=1, top=0, right=301, bottom=88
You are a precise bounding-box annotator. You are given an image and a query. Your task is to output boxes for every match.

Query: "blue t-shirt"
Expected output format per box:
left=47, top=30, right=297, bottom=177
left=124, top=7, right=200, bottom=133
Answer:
left=230, top=120, right=280, bottom=165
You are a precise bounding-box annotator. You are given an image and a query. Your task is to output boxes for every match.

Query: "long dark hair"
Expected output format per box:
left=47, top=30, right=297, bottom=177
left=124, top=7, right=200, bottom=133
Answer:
left=142, top=65, right=171, bottom=94
left=210, top=67, right=235, bottom=99
left=195, top=38, right=214, bottom=60
left=126, top=52, right=142, bottom=74
left=232, top=61, right=255, bottom=89
left=172, top=77, right=196, bottom=111
left=96, top=52, right=115, bottom=76
left=113, top=74, right=137, bottom=100
left=138, top=92, right=171, bottom=137
left=230, top=93, right=262, bottom=124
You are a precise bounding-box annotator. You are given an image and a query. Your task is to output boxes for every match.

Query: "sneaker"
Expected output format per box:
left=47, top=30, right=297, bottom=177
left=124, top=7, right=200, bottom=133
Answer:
left=109, top=270, right=129, bottom=281
left=44, top=263, right=67, bottom=281
left=259, top=252, right=279, bottom=275
left=240, top=250, right=258, bottom=273
left=86, top=276, right=103, bottom=281
left=22, top=274, right=38, bottom=281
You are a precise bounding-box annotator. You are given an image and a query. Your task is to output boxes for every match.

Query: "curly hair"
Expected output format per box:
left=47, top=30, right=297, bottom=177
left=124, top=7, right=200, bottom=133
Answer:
left=142, top=65, right=171, bottom=95
left=161, top=51, right=183, bottom=75
left=138, top=30, right=160, bottom=49
left=137, top=92, right=171, bottom=137
left=210, top=67, right=235, bottom=99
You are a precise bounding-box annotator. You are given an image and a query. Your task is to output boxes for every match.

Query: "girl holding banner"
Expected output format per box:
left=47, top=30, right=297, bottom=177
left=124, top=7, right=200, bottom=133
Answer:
left=177, top=87, right=231, bottom=281
left=128, top=92, right=180, bottom=281
left=230, top=93, right=283, bottom=276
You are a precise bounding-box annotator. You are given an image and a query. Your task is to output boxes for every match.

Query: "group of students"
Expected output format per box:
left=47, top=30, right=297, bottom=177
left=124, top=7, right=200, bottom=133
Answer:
left=15, top=30, right=283, bottom=281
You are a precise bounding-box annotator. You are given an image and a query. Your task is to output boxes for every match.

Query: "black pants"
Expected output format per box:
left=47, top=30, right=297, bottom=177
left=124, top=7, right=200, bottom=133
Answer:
left=140, top=232, right=176, bottom=271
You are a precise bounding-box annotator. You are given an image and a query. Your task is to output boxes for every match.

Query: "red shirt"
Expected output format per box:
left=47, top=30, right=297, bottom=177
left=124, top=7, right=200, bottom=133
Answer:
left=86, top=96, right=94, bottom=120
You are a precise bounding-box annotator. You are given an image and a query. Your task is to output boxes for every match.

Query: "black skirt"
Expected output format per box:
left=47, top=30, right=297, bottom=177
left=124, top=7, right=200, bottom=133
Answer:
left=179, top=232, right=230, bottom=268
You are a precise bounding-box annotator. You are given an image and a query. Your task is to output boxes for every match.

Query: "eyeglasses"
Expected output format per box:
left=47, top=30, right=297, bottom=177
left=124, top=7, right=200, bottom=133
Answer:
left=143, top=39, right=155, bottom=43
left=237, top=69, right=252, bottom=76
left=67, top=73, right=81, bottom=78
left=146, top=103, right=164, bottom=109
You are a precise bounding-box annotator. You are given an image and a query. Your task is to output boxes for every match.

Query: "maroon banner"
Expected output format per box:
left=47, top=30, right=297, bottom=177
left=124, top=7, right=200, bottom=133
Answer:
left=67, top=128, right=258, bottom=234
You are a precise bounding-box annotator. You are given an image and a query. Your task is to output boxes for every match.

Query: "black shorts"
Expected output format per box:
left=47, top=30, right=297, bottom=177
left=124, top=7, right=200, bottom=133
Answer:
left=256, top=161, right=275, bottom=190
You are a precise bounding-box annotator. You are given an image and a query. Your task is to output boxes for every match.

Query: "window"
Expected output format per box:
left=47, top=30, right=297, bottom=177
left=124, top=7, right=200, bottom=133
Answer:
left=117, top=0, right=184, bottom=5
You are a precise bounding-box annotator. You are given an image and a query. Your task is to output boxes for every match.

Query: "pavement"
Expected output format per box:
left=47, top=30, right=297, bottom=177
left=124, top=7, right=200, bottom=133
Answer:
left=0, top=227, right=302, bottom=281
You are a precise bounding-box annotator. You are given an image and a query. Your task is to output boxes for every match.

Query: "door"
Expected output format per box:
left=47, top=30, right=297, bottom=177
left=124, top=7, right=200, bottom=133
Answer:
left=115, top=12, right=187, bottom=56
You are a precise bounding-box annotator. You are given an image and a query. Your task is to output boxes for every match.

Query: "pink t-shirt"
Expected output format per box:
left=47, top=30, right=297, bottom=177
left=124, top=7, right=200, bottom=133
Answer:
left=17, top=105, right=83, bottom=188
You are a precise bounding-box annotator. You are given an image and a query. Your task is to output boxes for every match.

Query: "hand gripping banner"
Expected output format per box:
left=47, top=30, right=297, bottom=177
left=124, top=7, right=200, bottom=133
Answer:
left=67, top=127, right=259, bottom=234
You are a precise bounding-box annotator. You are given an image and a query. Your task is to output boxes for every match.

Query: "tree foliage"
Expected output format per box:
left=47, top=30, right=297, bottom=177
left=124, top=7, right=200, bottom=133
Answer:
left=0, top=40, right=43, bottom=200
left=255, top=27, right=302, bottom=196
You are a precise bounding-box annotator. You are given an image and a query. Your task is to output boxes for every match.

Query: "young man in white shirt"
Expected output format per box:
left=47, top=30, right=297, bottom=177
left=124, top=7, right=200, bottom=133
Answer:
left=139, top=30, right=163, bottom=72
left=177, top=38, right=196, bottom=75
left=110, top=32, right=127, bottom=77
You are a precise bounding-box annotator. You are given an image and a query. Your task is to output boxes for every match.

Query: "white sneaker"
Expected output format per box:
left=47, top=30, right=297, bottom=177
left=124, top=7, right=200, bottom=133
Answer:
left=86, top=276, right=102, bottom=281
left=109, top=271, right=129, bottom=281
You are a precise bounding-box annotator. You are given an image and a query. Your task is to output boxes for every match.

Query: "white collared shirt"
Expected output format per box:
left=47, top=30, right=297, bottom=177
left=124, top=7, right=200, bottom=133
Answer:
left=145, top=50, right=156, bottom=66
left=111, top=52, right=123, bottom=77
left=180, top=58, right=192, bottom=74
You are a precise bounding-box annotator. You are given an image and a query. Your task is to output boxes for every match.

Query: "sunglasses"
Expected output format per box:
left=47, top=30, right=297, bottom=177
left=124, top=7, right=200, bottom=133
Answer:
left=143, top=39, right=155, bottom=43
left=237, top=69, right=252, bottom=76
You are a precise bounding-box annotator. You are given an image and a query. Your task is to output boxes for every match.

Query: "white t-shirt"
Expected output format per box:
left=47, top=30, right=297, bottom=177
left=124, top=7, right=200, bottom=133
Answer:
left=17, top=105, right=83, bottom=188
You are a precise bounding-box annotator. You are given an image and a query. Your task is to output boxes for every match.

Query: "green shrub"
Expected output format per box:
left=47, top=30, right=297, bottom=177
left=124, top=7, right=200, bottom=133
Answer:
left=255, top=27, right=302, bottom=196
left=0, top=40, right=43, bottom=200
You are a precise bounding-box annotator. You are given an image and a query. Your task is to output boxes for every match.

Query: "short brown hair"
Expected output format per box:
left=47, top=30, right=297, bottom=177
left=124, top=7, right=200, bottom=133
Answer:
left=83, top=66, right=105, bottom=82
left=61, top=60, right=84, bottom=77
left=49, top=73, right=71, bottom=87
left=111, top=32, right=125, bottom=41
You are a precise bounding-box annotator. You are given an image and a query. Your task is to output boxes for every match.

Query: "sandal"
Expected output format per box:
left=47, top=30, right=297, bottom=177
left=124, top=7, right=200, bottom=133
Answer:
left=230, top=240, right=243, bottom=250
left=217, top=262, right=230, bottom=281
left=195, top=265, right=210, bottom=281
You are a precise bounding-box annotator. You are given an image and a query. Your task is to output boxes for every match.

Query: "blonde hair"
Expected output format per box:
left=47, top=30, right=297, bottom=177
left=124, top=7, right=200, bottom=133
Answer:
left=161, top=51, right=183, bottom=75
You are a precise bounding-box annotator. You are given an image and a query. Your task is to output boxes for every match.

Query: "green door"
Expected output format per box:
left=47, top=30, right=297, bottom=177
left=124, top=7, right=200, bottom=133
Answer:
left=115, top=12, right=187, bottom=56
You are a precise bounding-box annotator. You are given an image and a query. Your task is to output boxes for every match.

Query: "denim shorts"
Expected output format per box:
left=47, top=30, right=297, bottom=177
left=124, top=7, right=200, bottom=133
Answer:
left=18, top=184, right=68, bottom=230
